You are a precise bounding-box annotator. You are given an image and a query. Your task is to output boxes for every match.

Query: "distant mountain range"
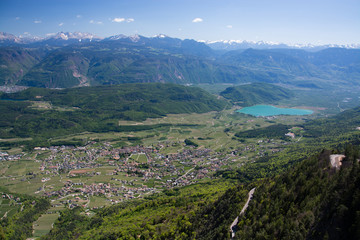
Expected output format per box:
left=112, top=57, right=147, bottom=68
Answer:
left=2, top=31, right=359, bottom=50
left=0, top=32, right=103, bottom=46
left=203, top=39, right=360, bottom=51
left=0, top=32, right=359, bottom=89
left=0, top=32, right=360, bottom=51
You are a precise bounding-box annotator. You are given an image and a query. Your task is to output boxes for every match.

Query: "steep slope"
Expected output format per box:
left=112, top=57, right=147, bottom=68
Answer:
left=0, top=32, right=23, bottom=45
left=233, top=147, right=360, bottom=240
left=0, top=47, right=46, bottom=85
left=220, top=83, right=294, bottom=106
left=19, top=48, right=91, bottom=88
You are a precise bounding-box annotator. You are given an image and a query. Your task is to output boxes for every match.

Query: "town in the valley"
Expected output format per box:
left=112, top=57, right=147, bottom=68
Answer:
left=1, top=135, right=292, bottom=210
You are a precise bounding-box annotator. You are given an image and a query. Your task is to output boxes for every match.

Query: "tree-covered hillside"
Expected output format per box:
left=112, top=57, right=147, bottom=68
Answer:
left=0, top=47, right=46, bottom=85
left=15, top=41, right=259, bottom=88
left=220, top=83, right=294, bottom=106
left=0, top=83, right=228, bottom=140
left=234, top=147, right=360, bottom=240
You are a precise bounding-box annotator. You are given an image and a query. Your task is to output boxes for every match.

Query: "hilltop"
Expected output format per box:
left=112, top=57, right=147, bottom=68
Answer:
left=220, top=83, right=294, bottom=106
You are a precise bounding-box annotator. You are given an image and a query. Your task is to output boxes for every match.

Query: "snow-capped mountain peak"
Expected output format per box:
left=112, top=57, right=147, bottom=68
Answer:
left=107, top=34, right=128, bottom=40
left=153, top=34, right=168, bottom=39
left=129, top=34, right=141, bottom=42
left=0, top=32, right=22, bottom=43
left=204, top=39, right=360, bottom=51
left=105, top=34, right=142, bottom=42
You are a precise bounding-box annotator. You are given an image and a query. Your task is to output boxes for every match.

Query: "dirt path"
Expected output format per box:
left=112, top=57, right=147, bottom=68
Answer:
left=175, top=168, right=194, bottom=182
left=230, top=188, right=256, bottom=239
left=1, top=210, right=9, bottom=220
left=337, top=102, right=344, bottom=112
left=85, top=197, right=91, bottom=208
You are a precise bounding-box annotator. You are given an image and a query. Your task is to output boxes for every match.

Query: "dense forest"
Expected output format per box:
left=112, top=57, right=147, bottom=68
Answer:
left=234, top=124, right=290, bottom=139
left=0, top=83, right=227, bottom=143
left=234, top=146, right=360, bottom=240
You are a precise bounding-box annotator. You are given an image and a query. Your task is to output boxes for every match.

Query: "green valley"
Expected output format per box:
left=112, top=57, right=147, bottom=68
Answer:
left=0, top=31, right=360, bottom=240
left=1, top=80, right=360, bottom=239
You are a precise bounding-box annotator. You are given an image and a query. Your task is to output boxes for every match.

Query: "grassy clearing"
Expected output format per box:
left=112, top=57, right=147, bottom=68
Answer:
left=2, top=159, right=40, bottom=176
left=33, top=213, right=60, bottom=238
left=128, top=153, right=148, bottom=163
left=0, top=137, right=32, bottom=142
left=88, top=196, right=112, bottom=208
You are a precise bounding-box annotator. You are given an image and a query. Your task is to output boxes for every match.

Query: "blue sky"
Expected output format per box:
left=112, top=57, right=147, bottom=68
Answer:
left=0, top=0, right=359, bottom=45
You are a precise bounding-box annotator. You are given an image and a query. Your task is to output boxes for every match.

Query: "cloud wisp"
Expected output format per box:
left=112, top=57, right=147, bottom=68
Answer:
left=192, top=18, right=203, bottom=23
left=90, top=20, right=103, bottom=24
left=34, top=20, right=42, bottom=24
left=112, top=17, right=125, bottom=23
left=112, top=18, right=134, bottom=23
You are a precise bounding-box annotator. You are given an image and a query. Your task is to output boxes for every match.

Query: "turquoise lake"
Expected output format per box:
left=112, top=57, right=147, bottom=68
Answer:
left=237, top=105, right=313, bottom=117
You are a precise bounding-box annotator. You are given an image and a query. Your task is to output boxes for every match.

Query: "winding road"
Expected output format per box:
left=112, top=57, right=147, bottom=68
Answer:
left=230, top=188, right=256, bottom=239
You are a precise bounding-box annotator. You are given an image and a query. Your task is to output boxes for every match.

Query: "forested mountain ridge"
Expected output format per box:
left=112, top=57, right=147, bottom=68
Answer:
left=0, top=47, right=46, bottom=85
left=303, top=105, right=360, bottom=138
left=0, top=33, right=359, bottom=89
left=13, top=40, right=256, bottom=88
